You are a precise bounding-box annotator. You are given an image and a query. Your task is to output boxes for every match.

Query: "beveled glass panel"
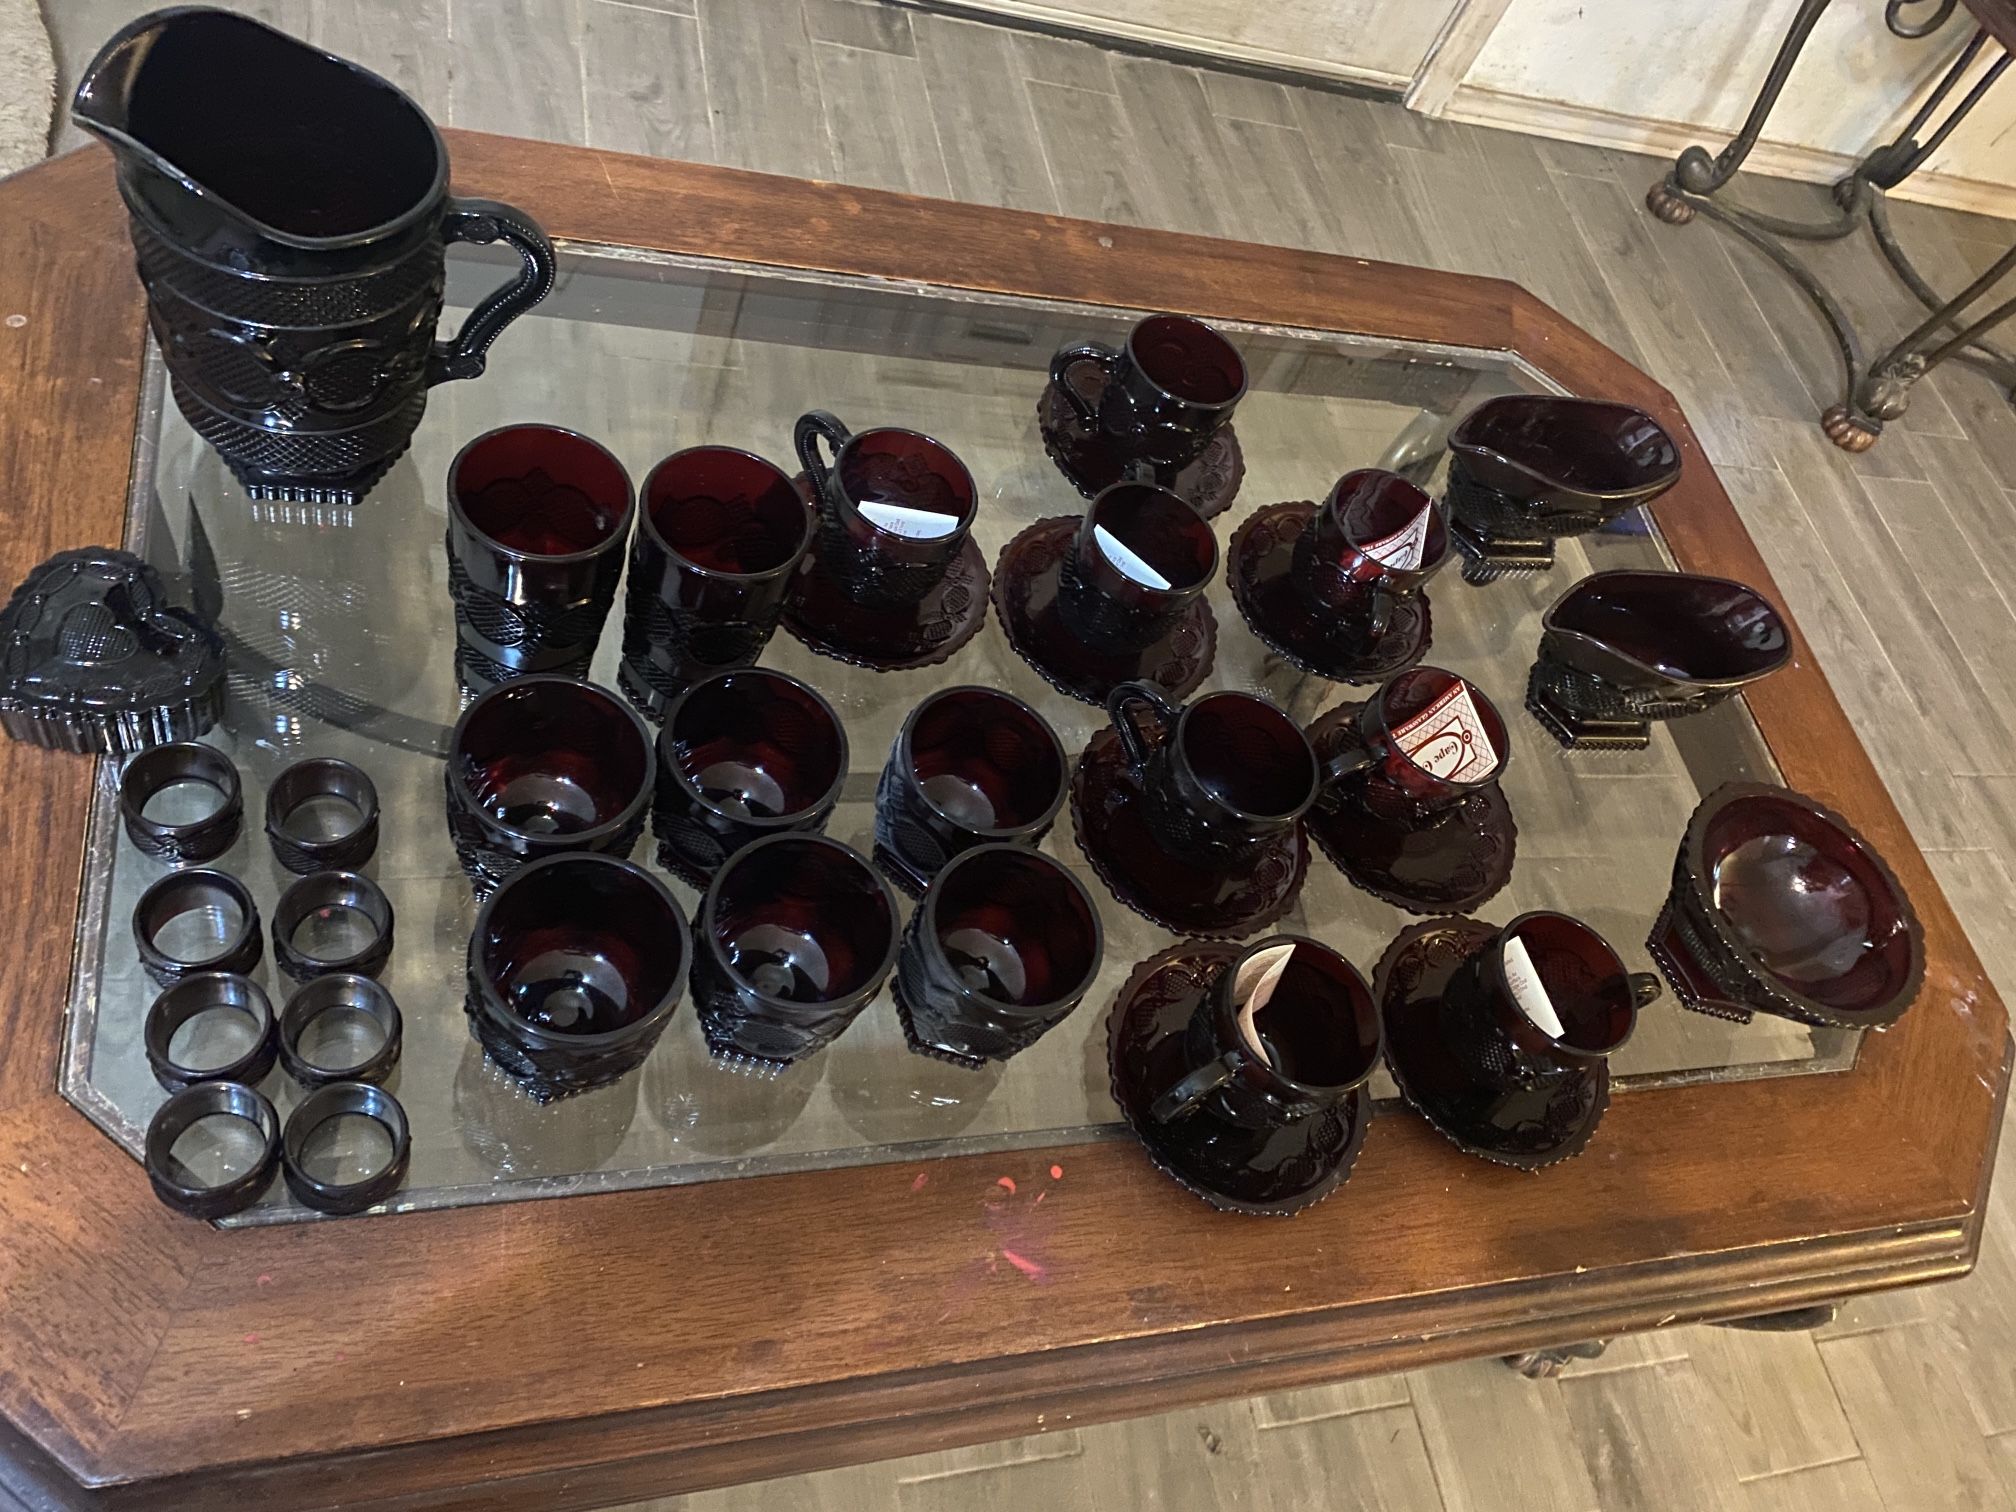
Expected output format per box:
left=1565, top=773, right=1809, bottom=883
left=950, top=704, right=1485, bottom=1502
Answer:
left=62, top=242, right=1843, bottom=1225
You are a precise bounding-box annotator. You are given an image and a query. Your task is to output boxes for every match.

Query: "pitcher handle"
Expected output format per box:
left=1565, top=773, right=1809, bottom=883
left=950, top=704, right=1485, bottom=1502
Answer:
left=429, top=197, right=558, bottom=386
left=794, top=411, right=852, bottom=514
left=1050, top=341, right=1118, bottom=427
left=1106, top=680, right=1180, bottom=775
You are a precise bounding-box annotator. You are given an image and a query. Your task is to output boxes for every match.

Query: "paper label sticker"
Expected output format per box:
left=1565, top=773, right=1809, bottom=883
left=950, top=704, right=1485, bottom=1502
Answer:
left=1503, top=936, right=1565, bottom=1040
left=1359, top=501, right=1433, bottom=571
left=1094, top=525, right=1173, bottom=589
left=1232, top=943, right=1296, bottom=1067
left=860, top=501, right=961, bottom=539
left=1391, top=679, right=1499, bottom=785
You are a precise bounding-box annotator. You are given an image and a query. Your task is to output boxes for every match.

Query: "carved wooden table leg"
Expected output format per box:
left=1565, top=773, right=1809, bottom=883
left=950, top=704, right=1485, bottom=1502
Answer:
left=1502, top=1341, right=1609, bottom=1378
left=1502, top=1302, right=1840, bottom=1378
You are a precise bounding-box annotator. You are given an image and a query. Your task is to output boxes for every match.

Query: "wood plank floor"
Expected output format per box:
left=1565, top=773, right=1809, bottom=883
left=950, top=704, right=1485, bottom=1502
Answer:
left=38, top=1, right=2016, bottom=1506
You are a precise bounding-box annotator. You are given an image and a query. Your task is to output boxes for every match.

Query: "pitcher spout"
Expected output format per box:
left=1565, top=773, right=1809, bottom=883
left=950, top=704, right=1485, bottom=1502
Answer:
left=73, top=5, right=447, bottom=262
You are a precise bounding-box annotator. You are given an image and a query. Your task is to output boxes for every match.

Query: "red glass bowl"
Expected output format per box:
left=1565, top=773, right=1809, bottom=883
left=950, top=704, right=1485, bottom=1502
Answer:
left=1448, top=395, right=1680, bottom=525
left=1530, top=569, right=1789, bottom=750
left=1650, top=782, right=1924, bottom=1029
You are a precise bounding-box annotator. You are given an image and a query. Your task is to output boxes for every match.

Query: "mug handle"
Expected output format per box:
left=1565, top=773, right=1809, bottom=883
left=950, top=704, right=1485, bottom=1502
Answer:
left=1050, top=341, right=1120, bottom=427
left=1107, top=680, right=1180, bottom=775
left=1364, top=584, right=1396, bottom=641
left=1629, top=971, right=1664, bottom=1008
left=1148, top=1052, right=1239, bottom=1123
left=1314, top=743, right=1376, bottom=809
left=793, top=411, right=852, bottom=513
left=429, top=198, right=558, bottom=385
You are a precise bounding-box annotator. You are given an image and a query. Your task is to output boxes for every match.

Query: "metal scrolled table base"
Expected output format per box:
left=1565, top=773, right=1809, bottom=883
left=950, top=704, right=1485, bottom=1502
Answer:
left=1646, top=0, right=2016, bottom=451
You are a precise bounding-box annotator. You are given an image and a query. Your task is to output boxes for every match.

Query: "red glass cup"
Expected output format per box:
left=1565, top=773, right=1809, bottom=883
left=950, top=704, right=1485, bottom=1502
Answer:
left=1440, top=912, right=1655, bottom=1086
left=793, top=411, right=977, bottom=611
left=445, top=675, right=655, bottom=894
left=653, top=669, right=848, bottom=884
left=691, top=834, right=900, bottom=1066
left=1055, top=482, right=1218, bottom=653
left=1147, top=935, right=1382, bottom=1127
left=1107, top=682, right=1351, bottom=865
left=1328, top=665, right=1512, bottom=820
left=1049, top=314, right=1247, bottom=471
left=446, top=424, right=635, bottom=689
left=466, top=853, right=690, bottom=1101
left=894, top=845, right=1103, bottom=1065
left=619, top=446, right=814, bottom=717
left=1290, top=469, right=1449, bottom=633
left=873, top=686, right=1066, bottom=895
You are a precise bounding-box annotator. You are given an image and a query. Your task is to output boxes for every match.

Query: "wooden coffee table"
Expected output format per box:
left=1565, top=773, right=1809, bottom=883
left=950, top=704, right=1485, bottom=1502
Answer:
left=0, top=132, right=2005, bottom=1510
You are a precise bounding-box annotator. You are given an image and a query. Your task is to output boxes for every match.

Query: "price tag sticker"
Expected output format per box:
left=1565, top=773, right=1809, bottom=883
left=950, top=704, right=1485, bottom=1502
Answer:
left=1503, top=936, right=1566, bottom=1040
left=1094, top=525, right=1173, bottom=589
left=1391, top=679, right=1499, bottom=784
left=860, top=501, right=961, bottom=539
left=1232, top=942, right=1296, bottom=1066
left=1359, top=501, right=1433, bottom=571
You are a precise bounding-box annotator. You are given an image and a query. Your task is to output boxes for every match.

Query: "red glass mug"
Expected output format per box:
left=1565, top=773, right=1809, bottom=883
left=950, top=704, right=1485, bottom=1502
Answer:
left=1057, top=482, right=1219, bottom=652
left=1049, top=314, right=1247, bottom=471
left=1107, top=682, right=1357, bottom=864
left=1291, top=469, right=1450, bottom=633
left=1147, top=936, right=1382, bottom=1127
left=1327, top=666, right=1512, bottom=819
left=1440, top=911, right=1655, bottom=1085
left=793, top=411, right=977, bottom=611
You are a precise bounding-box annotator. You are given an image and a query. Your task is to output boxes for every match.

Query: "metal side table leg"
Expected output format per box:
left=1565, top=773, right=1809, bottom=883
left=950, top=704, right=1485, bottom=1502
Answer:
left=1646, top=0, right=2016, bottom=451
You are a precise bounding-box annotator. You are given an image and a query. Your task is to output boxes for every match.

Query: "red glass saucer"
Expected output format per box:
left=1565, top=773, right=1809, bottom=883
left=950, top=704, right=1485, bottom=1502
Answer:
left=1374, top=918, right=1608, bottom=1171
left=781, top=511, right=990, bottom=673
left=1228, top=502, right=1432, bottom=685
left=1070, top=724, right=1307, bottom=938
left=1303, top=701, right=1516, bottom=914
left=1106, top=942, right=1368, bottom=1215
left=995, top=516, right=1216, bottom=706
left=1037, top=370, right=1244, bottom=518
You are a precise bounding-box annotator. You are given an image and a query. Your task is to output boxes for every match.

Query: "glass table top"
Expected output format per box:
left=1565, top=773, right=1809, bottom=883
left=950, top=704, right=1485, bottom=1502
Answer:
left=62, top=241, right=1855, bottom=1225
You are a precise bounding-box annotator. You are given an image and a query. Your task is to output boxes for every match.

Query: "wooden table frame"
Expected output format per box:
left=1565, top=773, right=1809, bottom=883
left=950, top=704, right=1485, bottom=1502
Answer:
left=0, top=133, right=2005, bottom=1511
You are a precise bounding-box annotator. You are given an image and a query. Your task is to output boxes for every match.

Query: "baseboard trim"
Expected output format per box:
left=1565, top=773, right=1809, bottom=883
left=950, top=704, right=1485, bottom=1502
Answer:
left=1439, top=84, right=2016, bottom=220
left=893, top=0, right=1410, bottom=97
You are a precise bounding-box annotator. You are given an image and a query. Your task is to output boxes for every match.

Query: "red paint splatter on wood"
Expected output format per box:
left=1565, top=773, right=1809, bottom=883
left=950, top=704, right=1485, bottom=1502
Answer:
left=1050, top=1164, right=1064, bottom=1180
left=1034, top=1190, right=1046, bottom=1205
left=995, top=1175, right=1017, bottom=1194
left=243, top=1333, right=260, bottom=1345
left=910, top=1172, right=929, bottom=1193
left=255, top=1273, right=272, bottom=1286
left=1001, top=1249, right=1045, bottom=1280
